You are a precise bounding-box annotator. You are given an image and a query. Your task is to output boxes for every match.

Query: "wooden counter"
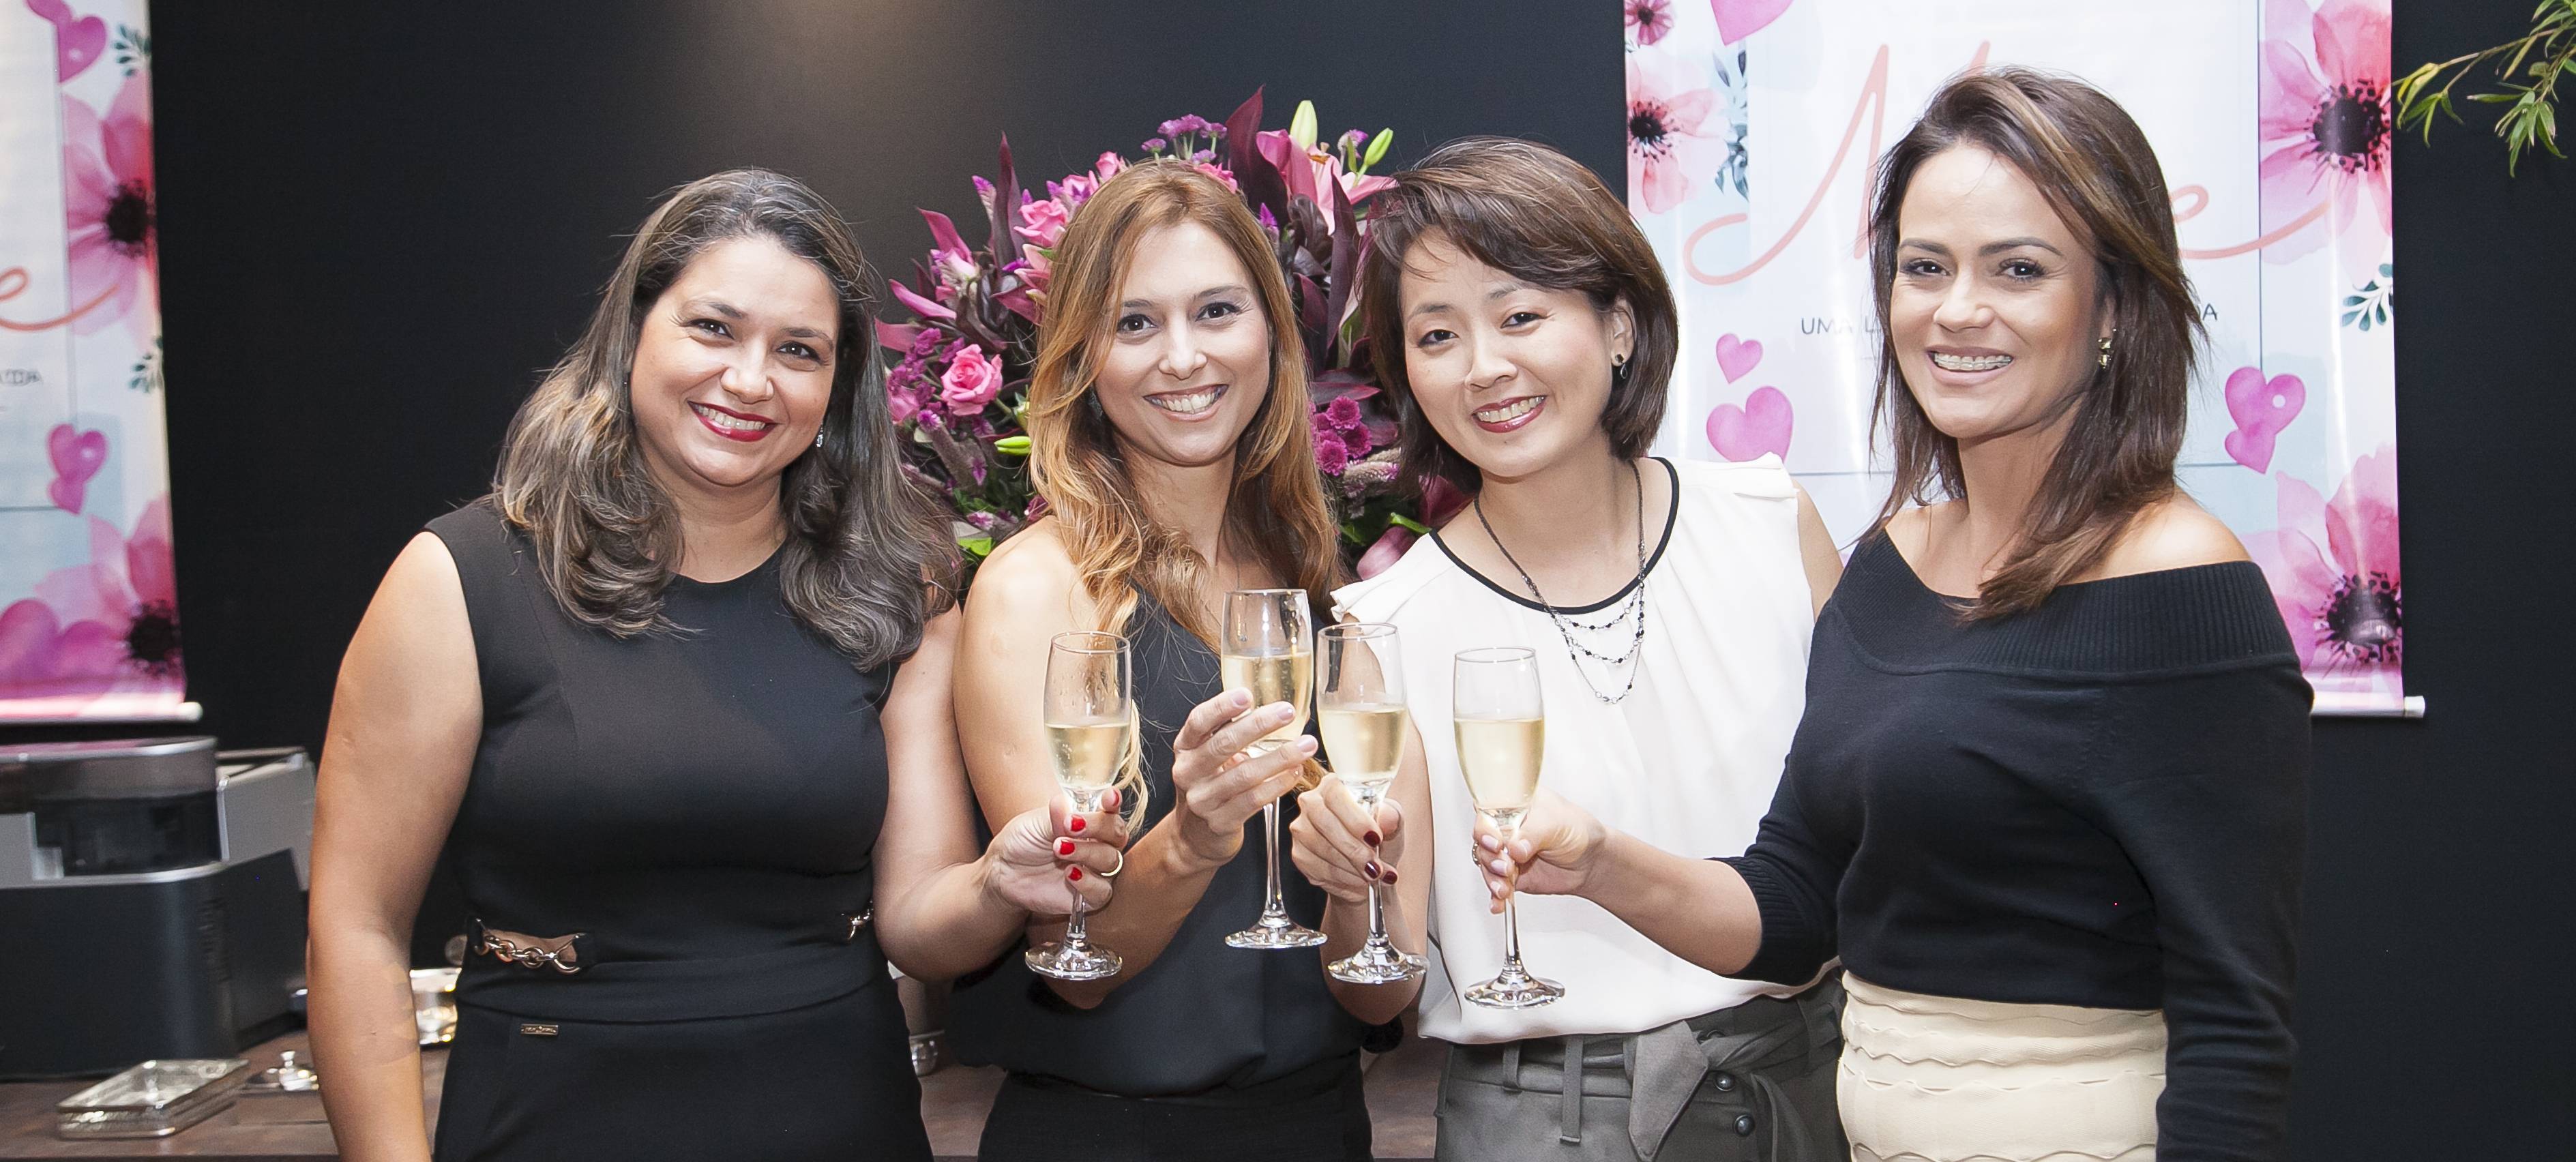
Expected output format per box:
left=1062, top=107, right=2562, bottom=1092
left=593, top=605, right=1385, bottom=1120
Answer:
left=1, top=1032, right=1441, bottom=1161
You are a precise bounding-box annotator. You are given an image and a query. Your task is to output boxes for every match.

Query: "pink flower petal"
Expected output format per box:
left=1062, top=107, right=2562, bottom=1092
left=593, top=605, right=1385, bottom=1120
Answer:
left=2257, top=40, right=2326, bottom=140
left=1660, top=87, right=1719, bottom=136
left=2242, top=528, right=2337, bottom=663
left=2258, top=144, right=2330, bottom=262
left=2264, top=0, right=2315, bottom=44
left=2324, top=446, right=2400, bottom=582
left=1641, top=153, right=1689, bottom=215
left=2312, top=0, right=2391, bottom=88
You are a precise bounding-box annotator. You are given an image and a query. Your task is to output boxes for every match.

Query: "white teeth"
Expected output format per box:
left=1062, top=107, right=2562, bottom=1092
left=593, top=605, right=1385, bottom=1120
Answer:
left=1474, top=396, right=1542, bottom=423
left=692, top=403, right=773, bottom=432
left=1148, top=388, right=1219, bottom=415
left=1929, top=353, right=2013, bottom=372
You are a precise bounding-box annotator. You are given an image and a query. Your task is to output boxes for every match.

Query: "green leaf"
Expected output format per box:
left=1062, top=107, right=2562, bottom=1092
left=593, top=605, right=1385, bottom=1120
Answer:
left=960, top=535, right=995, bottom=558
left=2343, top=295, right=2368, bottom=306
left=1388, top=513, right=1432, bottom=535
left=2381, top=263, right=2393, bottom=278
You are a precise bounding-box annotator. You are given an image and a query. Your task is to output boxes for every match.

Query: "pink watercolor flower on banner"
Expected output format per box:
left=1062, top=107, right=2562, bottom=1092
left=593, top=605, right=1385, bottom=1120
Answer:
left=1625, top=0, right=1674, bottom=45
left=62, top=74, right=157, bottom=339
left=938, top=344, right=1005, bottom=414
left=2257, top=0, right=2391, bottom=282
left=14, top=495, right=184, bottom=691
left=1627, top=54, right=1721, bottom=215
left=2243, top=446, right=2400, bottom=691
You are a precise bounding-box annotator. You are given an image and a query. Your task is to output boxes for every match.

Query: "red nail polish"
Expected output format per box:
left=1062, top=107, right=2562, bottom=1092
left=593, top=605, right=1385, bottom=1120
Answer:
left=1364, top=861, right=1382, bottom=880
left=1363, top=831, right=1382, bottom=847
left=1057, top=839, right=1076, bottom=856
left=1382, top=868, right=1399, bottom=885
left=1068, top=867, right=1082, bottom=881
left=1069, top=816, right=1086, bottom=833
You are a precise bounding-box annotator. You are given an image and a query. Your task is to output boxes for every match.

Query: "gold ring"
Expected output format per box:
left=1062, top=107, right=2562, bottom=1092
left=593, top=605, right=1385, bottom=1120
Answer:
left=1100, top=848, right=1125, bottom=878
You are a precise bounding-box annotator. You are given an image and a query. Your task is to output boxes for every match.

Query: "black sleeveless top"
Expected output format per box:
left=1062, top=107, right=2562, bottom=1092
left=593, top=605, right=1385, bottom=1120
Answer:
left=949, top=589, right=1366, bottom=1096
left=428, top=501, right=895, bottom=1022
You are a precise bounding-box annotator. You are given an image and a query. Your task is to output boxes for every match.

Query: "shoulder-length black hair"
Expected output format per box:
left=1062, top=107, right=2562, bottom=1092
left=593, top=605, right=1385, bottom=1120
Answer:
left=1359, top=137, right=1679, bottom=498
left=494, top=168, right=957, bottom=666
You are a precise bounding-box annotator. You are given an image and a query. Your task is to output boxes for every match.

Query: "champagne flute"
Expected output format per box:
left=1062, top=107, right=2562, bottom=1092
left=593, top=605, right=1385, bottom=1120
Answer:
left=1025, top=630, right=1131, bottom=981
left=1453, top=646, right=1563, bottom=1009
left=1220, top=589, right=1327, bottom=949
left=1319, top=623, right=1427, bottom=984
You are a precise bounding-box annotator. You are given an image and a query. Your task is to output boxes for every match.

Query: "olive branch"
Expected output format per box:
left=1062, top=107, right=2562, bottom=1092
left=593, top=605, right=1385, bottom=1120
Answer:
left=2391, top=0, right=2576, bottom=175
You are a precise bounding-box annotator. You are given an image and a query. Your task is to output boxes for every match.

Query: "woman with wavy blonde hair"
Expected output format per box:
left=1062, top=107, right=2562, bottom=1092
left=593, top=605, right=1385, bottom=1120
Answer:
left=949, top=160, right=1380, bottom=1161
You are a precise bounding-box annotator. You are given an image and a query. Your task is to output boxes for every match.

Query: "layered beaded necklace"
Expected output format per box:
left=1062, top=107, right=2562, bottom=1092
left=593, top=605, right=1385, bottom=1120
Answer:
left=1470, top=462, right=1650, bottom=704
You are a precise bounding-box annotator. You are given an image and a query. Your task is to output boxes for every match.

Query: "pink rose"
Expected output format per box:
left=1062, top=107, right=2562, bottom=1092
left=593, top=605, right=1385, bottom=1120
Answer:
left=887, top=379, right=923, bottom=424
left=1095, top=151, right=1127, bottom=182
left=1015, top=197, right=1071, bottom=249
left=939, top=344, right=1005, bottom=415
left=1192, top=161, right=1240, bottom=192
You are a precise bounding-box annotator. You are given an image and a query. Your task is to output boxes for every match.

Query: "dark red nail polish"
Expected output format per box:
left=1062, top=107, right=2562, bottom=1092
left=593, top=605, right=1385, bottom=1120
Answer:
left=1068, top=867, right=1083, bottom=881
left=1364, top=861, right=1382, bottom=880
left=1363, top=831, right=1382, bottom=847
left=1069, top=816, right=1086, bottom=833
left=1057, top=839, right=1076, bottom=856
left=1382, top=869, right=1399, bottom=885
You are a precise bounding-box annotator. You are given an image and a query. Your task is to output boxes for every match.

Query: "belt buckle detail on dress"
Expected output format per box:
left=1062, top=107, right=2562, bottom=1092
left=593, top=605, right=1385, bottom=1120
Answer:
left=473, top=923, right=587, bottom=974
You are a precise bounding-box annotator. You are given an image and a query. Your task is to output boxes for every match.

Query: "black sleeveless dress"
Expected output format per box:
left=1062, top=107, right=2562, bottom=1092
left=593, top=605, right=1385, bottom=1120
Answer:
left=425, top=502, right=930, bottom=1162
left=949, top=590, right=1371, bottom=1161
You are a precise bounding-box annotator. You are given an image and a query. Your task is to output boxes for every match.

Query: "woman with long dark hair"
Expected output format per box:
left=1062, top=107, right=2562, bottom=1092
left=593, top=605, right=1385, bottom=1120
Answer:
left=306, top=169, right=1119, bottom=1162
left=947, top=160, right=1380, bottom=1161
left=1481, top=71, right=2312, bottom=1161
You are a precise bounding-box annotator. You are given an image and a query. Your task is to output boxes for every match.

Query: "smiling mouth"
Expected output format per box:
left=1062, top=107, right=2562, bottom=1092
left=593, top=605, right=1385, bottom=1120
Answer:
left=692, top=401, right=777, bottom=439
left=1472, top=396, right=1544, bottom=423
left=1929, top=353, right=2013, bottom=372
left=1146, top=385, right=1226, bottom=416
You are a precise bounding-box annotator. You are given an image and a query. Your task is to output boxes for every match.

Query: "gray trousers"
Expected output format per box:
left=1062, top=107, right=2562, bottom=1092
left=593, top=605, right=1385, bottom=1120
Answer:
left=1432, top=977, right=1847, bottom=1162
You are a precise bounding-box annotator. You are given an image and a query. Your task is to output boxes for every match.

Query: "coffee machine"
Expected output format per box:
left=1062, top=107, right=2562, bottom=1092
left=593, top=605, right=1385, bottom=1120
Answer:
left=0, top=738, right=312, bottom=1078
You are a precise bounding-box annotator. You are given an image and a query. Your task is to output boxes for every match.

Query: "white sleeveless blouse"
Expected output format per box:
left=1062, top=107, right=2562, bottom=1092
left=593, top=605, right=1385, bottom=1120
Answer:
left=1333, top=456, right=1820, bottom=1044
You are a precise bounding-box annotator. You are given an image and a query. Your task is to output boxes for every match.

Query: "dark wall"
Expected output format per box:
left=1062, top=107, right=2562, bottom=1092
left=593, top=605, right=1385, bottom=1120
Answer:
left=115, top=0, right=2575, bottom=1154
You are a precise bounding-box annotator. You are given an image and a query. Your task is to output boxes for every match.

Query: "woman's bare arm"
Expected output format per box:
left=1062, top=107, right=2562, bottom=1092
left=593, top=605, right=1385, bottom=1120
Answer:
left=307, top=533, right=480, bottom=1162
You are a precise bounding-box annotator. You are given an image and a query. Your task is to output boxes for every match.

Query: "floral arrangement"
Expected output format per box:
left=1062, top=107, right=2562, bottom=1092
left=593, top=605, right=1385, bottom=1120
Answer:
left=876, top=90, right=1464, bottom=584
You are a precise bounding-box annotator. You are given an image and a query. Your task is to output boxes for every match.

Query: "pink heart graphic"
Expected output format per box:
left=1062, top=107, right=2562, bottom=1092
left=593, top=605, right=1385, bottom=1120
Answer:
left=1713, top=333, right=1764, bottom=383
left=1711, top=0, right=1793, bottom=44
left=46, top=423, right=107, bottom=514
left=2221, top=367, right=2305, bottom=474
left=1705, top=387, right=1794, bottom=462
left=25, top=0, right=106, bottom=81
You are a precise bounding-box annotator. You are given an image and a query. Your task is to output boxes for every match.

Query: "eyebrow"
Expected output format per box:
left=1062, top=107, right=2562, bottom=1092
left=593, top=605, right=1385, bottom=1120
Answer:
left=685, top=297, right=832, bottom=343
left=1121, top=284, right=1254, bottom=311
left=1898, top=237, right=2065, bottom=258
left=1407, top=281, right=1531, bottom=321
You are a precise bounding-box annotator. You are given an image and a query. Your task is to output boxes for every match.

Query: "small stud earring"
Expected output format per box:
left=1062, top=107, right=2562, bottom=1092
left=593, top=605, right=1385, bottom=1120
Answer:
left=2097, top=335, right=2113, bottom=368
left=814, top=430, right=825, bottom=449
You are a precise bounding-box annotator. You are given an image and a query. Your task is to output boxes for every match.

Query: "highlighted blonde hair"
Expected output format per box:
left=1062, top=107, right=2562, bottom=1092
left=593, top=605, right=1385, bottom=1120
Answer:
left=1024, top=161, right=1342, bottom=814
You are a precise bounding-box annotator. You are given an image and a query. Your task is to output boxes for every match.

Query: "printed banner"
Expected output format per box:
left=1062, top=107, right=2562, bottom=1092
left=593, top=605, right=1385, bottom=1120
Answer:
left=1626, top=0, right=2405, bottom=714
left=0, top=0, right=181, bottom=720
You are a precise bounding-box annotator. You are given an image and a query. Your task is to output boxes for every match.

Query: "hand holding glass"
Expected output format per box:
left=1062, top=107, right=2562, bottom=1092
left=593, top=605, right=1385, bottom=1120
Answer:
left=1222, top=589, right=1327, bottom=949
left=1453, top=646, right=1563, bottom=1009
left=1318, top=623, right=1426, bottom=985
left=1026, top=630, right=1130, bottom=981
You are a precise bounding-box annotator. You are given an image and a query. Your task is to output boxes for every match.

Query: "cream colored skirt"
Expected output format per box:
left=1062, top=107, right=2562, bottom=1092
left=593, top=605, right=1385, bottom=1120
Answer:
left=1838, top=974, right=2167, bottom=1162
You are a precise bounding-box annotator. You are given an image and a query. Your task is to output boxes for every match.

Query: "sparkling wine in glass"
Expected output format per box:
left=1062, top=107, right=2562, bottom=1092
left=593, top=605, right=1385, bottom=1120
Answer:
left=1319, top=623, right=1427, bottom=985
left=1026, top=630, right=1131, bottom=981
left=1453, top=646, right=1563, bottom=1009
left=1221, top=589, right=1327, bottom=950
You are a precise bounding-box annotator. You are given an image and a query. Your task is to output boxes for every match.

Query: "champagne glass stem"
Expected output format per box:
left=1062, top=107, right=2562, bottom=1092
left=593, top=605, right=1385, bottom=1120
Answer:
left=1064, top=884, right=1089, bottom=951
left=1358, top=787, right=1391, bottom=950
left=1500, top=894, right=1524, bottom=972
left=1260, top=800, right=1288, bottom=919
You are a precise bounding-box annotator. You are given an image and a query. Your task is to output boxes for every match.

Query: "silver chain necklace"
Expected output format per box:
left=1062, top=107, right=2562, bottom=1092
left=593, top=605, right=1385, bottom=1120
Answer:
left=1472, top=464, right=1650, bottom=704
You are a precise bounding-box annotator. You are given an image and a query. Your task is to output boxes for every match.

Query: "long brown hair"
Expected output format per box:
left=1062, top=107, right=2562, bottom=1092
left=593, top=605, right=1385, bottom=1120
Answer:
left=1024, top=160, right=1341, bottom=645
left=1359, top=137, right=1678, bottom=498
left=494, top=168, right=956, bottom=666
left=1867, top=68, right=2203, bottom=617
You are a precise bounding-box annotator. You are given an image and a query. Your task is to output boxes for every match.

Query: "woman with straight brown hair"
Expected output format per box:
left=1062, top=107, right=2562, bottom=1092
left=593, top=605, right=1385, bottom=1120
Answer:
left=947, top=159, right=1380, bottom=1161
left=305, top=169, right=1118, bottom=1162
left=1481, top=70, right=2312, bottom=1161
